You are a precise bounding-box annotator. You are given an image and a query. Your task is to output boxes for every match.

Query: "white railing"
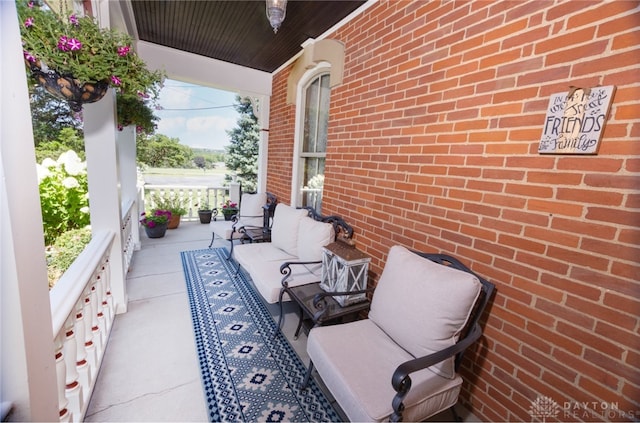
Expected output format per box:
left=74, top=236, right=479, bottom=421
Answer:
left=121, top=199, right=135, bottom=272
left=49, top=231, right=115, bottom=422
left=142, top=185, right=231, bottom=220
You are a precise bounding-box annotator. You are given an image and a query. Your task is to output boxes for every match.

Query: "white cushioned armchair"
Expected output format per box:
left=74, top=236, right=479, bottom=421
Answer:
left=208, top=192, right=276, bottom=258
left=306, top=245, right=495, bottom=422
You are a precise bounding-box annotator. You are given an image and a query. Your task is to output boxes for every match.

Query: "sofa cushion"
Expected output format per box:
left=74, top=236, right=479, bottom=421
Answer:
left=296, top=216, right=335, bottom=262
left=270, top=204, right=308, bottom=257
left=308, top=319, right=462, bottom=422
left=239, top=192, right=266, bottom=227
left=368, top=245, right=481, bottom=379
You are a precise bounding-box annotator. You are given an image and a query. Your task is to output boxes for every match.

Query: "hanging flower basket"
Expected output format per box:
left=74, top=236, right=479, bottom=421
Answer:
left=29, top=65, right=109, bottom=112
left=17, top=0, right=164, bottom=110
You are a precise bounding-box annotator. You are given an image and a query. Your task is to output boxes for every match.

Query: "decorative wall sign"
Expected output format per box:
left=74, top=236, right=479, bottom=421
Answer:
left=538, top=85, right=615, bottom=154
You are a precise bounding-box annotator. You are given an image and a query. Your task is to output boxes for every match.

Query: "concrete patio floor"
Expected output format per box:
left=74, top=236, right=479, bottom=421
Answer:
left=84, top=220, right=479, bottom=422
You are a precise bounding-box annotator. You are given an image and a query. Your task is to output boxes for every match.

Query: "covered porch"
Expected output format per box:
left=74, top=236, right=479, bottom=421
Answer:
left=82, top=221, right=479, bottom=422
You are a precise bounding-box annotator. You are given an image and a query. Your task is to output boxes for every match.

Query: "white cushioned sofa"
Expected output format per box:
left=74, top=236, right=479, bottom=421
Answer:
left=233, top=203, right=353, bottom=304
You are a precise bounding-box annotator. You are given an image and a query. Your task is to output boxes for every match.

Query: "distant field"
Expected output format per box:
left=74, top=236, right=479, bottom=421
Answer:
left=144, top=166, right=227, bottom=176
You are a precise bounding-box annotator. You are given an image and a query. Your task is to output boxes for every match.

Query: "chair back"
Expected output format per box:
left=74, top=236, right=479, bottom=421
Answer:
left=413, top=252, right=495, bottom=370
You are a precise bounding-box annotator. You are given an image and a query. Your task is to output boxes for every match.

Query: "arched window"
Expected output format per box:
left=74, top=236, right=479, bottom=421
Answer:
left=295, top=71, right=330, bottom=210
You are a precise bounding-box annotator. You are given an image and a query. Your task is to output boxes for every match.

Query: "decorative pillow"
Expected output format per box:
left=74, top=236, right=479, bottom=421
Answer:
left=368, top=245, right=482, bottom=379
left=296, top=217, right=335, bottom=262
left=239, top=192, right=266, bottom=227
left=270, top=204, right=308, bottom=257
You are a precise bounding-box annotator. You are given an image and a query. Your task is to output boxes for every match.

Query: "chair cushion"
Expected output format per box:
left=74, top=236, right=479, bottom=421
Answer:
left=368, top=245, right=481, bottom=379
left=296, top=216, right=335, bottom=262
left=239, top=192, right=266, bottom=227
left=308, top=319, right=462, bottom=422
left=270, top=204, right=308, bottom=257
left=234, top=242, right=321, bottom=303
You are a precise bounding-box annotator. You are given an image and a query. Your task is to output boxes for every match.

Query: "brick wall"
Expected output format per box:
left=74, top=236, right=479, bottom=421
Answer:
left=268, top=1, right=640, bottom=421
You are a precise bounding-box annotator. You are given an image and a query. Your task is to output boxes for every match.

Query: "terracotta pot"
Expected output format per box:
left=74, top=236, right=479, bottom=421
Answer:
left=167, top=214, right=181, bottom=229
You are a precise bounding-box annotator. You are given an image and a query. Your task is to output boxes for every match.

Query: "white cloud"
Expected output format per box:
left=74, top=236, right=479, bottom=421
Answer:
left=186, top=115, right=235, bottom=133
left=157, top=116, right=186, bottom=133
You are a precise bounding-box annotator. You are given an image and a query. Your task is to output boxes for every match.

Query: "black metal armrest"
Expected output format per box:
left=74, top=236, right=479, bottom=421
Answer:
left=311, top=288, right=374, bottom=322
left=389, top=324, right=483, bottom=422
left=279, top=260, right=321, bottom=288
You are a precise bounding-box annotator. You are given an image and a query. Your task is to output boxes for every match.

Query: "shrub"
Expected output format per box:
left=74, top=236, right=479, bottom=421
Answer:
left=37, top=150, right=90, bottom=245
left=46, top=227, right=91, bottom=288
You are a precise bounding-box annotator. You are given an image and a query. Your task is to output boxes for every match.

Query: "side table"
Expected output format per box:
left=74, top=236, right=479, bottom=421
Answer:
left=278, top=282, right=371, bottom=340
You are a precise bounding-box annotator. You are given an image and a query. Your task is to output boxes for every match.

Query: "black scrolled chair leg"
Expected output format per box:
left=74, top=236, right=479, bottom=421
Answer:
left=450, top=405, right=462, bottom=422
left=208, top=232, right=215, bottom=248
left=275, top=288, right=286, bottom=339
left=293, top=305, right=305, bottom=340
left=300, top=361, right=315, bottom=390
left=226, top=237, right=235, bottom=260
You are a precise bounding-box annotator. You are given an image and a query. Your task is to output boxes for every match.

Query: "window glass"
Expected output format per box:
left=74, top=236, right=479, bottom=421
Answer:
left=299, top=72, right=329, bottom=211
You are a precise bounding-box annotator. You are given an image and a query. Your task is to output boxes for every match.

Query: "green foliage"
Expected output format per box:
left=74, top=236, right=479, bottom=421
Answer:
left=151, top=193, right=187, bottom=215
left=140, top=209, right=171, bottom=227
left=136, top=134, right=194, bottom=168
left=46, top=227, right=91, bottom=288
left=29, top=85, right=83, bottom=143
left=35, top=127, right=85, bottom=162
left=117, top=93, right=159, bottom=135
left=17, top=0, right=164, bottom=99
left=38, top=150, right=90, bottom=245
left=225, top=96, right=259, bottom=191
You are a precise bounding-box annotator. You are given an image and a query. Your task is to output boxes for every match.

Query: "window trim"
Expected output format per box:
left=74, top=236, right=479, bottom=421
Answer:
left=291, top=63, right=331, bottom=208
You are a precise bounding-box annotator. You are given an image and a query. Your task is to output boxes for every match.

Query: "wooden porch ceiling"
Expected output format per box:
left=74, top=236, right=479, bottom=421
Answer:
left=128, top=0, right=366, bottom=73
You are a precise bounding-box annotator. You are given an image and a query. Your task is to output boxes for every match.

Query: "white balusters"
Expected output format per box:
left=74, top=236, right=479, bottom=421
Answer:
left=62, top=315, right=83, bottom=418
left=50, top=231, right=115, bottom=422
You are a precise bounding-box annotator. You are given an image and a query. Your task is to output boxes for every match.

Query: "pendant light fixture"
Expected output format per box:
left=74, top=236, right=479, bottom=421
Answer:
left=266, top=0, right=287, bottom=33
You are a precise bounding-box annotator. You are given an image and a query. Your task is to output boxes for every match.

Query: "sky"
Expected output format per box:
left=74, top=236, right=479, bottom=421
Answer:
left=154, top=79, right=239, bottom=151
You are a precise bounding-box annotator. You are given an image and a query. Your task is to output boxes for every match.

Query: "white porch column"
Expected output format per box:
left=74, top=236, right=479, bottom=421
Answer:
left=257, top=95, right=270, bottom=194
left=83, top=92, right=128, bottom=314
left=1, top=2, right=59, bottom=421
left=117, top=126, right=141, bottom=250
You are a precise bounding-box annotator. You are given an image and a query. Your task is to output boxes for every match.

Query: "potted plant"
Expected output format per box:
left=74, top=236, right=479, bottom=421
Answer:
left=197, top=200, right=213, bottom=224
left=17, top=0, right=164, bottom=111
left=221, top=199, right=239, bottom=221
left=151, top=194, right=186, bottom=229
left=139, top=209, right=171, bottom=238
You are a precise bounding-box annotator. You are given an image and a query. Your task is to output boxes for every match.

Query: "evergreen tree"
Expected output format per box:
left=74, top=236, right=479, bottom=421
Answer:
left=225, top=96, right=259, bottom=192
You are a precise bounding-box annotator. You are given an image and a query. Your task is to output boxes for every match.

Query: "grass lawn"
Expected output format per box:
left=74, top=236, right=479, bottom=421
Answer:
left=144, top=166, right=227, bottom=176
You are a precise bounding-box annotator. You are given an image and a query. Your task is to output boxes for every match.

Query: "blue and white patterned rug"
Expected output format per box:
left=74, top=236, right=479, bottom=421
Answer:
left=180, top=248, right=340, bottom=423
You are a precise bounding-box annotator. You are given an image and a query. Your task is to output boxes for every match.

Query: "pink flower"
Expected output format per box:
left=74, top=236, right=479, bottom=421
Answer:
left=24, top=17, right=34, bottom=27
left=67, top=38, right=82, bottom=51
left=23, top=50, right=36, bottom=62
left=27, top=2, right=34, bottom=8
left=69, top=14, right=79, bottom=26
left=111, top=75, right=122, bottom=85
left=147, top=220, right=156, bottom=228
left=117, top=45, right=131, bottom=56
left=57, top=36, right=69, bottom=51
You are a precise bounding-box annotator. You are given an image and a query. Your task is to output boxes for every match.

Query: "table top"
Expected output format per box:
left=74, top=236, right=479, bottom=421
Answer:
left=287, top=282, right=370, bottom=324
left=243, top=227, right=271, bottom=242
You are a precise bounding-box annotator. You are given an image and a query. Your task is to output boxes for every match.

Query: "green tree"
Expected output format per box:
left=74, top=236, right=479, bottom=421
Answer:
left=35, top=127, right=86, bottom=162
left=225, top=96, right=259, bottom=192
left=29, top=85, right=83, bottom=145
left=136, top=133, right=194, bottom=167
